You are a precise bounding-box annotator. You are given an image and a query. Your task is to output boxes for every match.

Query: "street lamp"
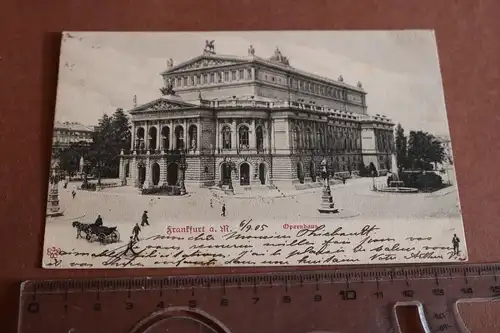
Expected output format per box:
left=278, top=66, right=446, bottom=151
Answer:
left=371, top=170, right=376, bottom=191
left=178, top=142, right=188, bottom=195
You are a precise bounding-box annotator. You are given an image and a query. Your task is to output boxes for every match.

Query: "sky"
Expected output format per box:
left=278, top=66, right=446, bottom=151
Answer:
left=54, top=30, right=451, bottom=135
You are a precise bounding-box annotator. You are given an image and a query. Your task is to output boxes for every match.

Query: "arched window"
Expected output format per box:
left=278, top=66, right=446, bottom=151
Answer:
left=256, top=126, right=264, bottom=151
left=161, top=126, right=170, bottom=151
left=238, top=126, right=250, bottom=149
left=222, top=126, right=231, bottom=149
left=188, top=125, right=197, bottom=150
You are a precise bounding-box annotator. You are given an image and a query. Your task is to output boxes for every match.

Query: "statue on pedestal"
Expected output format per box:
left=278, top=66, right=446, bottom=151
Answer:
left=204, top=40, right=216, bottom=54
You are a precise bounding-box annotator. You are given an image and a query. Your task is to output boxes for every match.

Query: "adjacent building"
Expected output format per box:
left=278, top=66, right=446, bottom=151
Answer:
left=52, top=121, right=94, bottom=154
left=119, top=43, right=395, bottom=189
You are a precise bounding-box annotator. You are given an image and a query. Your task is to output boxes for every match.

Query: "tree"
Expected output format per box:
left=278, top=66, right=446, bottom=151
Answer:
left=407, top=131, right=445, bottom=170
left=87, top=109, right=131, bottom=179
left=429, top=137, right=445, bottom=168
left=58, top=141, right=91, bottom=175
left=395, top=123, right=407, bottom=170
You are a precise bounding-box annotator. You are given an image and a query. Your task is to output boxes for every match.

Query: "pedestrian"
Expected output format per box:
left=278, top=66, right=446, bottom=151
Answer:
left=132, top=223, right=141, bottom=242
left=72, top=189, right=76, bottom=199
left=221, top=204, right=226, bottom=217
left=210, top=198, right=213, bottom=208
left=124, top=236, right=138, bottom=256
left=452, top=234, right=460, bottom=256
left=141, top=210, right=150, bottom=227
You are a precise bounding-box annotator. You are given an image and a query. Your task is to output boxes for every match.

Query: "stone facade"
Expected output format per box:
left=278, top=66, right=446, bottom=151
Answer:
left=120, top=46, right=395, bottom=188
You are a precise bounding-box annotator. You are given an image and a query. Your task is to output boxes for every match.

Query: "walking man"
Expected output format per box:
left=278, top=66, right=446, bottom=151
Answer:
left=124, top=236, right=138, bottom=256
left=221, top=204, right=226, bottom=217
left=132, top=223, right=141, bottom=242
left=210, top=198, right=213, bottom=208
left=71, top=189, right=76, bottom=199
left=141, top=210, right=150, bottom=227
left=452, top=234, right=460, bottom=256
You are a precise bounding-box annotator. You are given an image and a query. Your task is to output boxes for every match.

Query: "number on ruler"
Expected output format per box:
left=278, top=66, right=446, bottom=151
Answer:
left=339, top=290, right=357, bottom=300
left=156, top=301, right=165, bottom=308
left=188, top=300, right=197, bottom=308
left=252, top=297, right=259, bottom=304
left=432, top=288, right=445, bottom=296
left=220, top=298, right=229, bottom=306
left=314, top=294, right=322, bottom=302
left=93, top=303, right=102, bottom=311
left=461, top=287, right=473, bottom=294
left=490, top=286, right=500, bottom=293
left=374, top=292, right=384, bottom=299
left=125, top=302, right=134, bottom=310
left=403, top=290, right=414, bottom=297
left=283, top=295, right=292, bottom=303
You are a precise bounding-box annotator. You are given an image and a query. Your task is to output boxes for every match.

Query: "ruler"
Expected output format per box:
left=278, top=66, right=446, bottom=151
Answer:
left=18, top=264, right=500, bottom=333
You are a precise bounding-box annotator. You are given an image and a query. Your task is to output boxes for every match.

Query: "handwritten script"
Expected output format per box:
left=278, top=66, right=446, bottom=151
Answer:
left=44, top=219, right=467, bottom=268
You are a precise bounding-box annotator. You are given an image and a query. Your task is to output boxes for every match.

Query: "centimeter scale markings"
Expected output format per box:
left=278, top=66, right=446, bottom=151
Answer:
left=18, top=264, right=500, bottom=333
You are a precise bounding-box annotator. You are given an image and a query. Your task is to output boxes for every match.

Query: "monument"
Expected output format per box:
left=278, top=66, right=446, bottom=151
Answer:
left=318, top=158, right=339, bottom=214
left=46, top=159, right=63, bottom=217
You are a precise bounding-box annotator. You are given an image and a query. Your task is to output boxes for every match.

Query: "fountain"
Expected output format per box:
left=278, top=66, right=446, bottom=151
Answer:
left=376, top=153, right=418, bottom=193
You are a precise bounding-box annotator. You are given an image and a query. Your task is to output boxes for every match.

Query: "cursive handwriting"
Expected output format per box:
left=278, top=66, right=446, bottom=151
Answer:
left=46, top=221, right=463, bottom=269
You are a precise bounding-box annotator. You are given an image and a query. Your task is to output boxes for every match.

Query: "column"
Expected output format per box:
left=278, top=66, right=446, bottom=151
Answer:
left=132, top=152, right=138, bottom=186
left=284, top=120, right=290, bottom=153
left=144, top=122, right=149, bottom=150
left=130, top=122, right=135, bottom=151
left=250, top=119, right=256, bottom=149
left=231, top=119, right=237, bottom=151
left=161, top=157, right=168, bottom=186
left=183, top=120, right=188, bottom=149
left=169, top=121, right=174, bottom=150
left=144, top=152, right=151, bottom=188
left=157, top=121, right=162, bottom=151
left=271, top=119, right=276, bottom=153
left=251, top=67, right=255, bottom=80
left=196, top=121, right=201, bottom=153
left=215, top=119, right=220, bottom=152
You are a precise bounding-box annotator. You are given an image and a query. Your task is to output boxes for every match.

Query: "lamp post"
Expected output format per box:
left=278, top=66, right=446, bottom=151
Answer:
left=178, top=145, right=188, bottom=195
left=371, top=170, right=376, bottom=191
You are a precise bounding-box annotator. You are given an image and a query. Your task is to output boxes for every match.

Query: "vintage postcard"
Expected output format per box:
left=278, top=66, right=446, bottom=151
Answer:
left=43, top=30, right=467, bottom=269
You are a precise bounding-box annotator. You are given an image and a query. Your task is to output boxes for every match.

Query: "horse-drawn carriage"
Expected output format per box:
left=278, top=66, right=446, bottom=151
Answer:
left=72, top=221, right=120, bottom=245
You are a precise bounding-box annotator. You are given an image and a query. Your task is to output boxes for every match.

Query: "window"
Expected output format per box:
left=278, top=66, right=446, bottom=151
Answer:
left=239, top=69, right=244, bottom=80
left=193, top=76, right=197, bottom=85
left=256, top=126, right=264, bottom=150
left=247, top=68, right=252, bottom=79
left=293, top=127, right=300, bottom=149
left=305, top=128, right=312, bottom=149
left=183, top=77, right=187, bottom=86
left=222, top=126, right=231, bottom=149
left=205, top=74, right=209, bottom=84
left=218, top=73, right=222, bottom=83
left=210, top=73, right=215, bottom=83
left=224, top=71, right=229, bottom=81
left=232, top=71, right=237, bottom=81
left=238, top=126, right=249, bottom=149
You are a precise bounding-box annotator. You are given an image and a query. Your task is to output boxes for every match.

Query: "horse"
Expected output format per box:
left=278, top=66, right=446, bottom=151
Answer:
left=72, top=221, right=91, bottom=239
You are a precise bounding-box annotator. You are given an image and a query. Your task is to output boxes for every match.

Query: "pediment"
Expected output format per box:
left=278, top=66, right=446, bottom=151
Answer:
left=130, top=98, right=195, bottom=113
left=164, top=56, right=248, bottom=74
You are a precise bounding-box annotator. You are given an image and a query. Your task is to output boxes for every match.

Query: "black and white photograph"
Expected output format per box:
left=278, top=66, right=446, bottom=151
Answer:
left=43, top=31, right=467, bottom=269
